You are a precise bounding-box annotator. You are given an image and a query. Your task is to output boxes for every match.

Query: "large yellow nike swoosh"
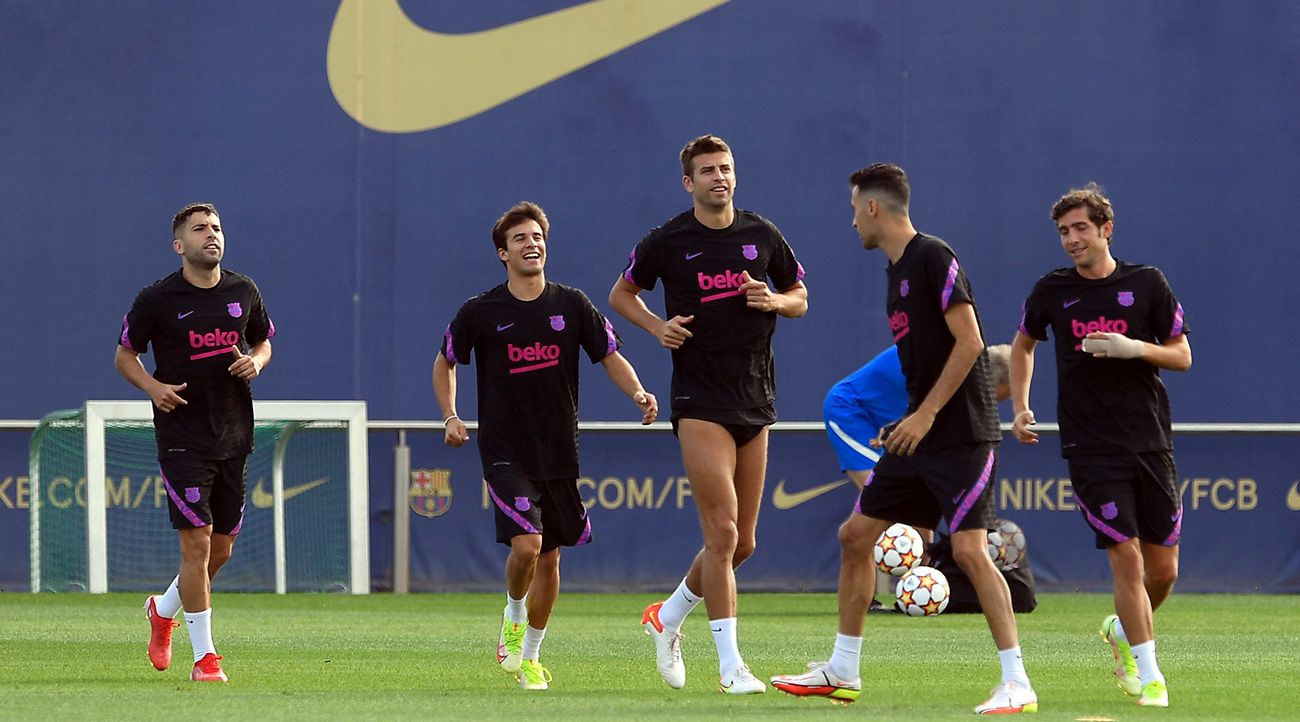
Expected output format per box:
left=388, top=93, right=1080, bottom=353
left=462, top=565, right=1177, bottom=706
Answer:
left=326, top=0, right=730, bottom=133
left=1287, top=481, right=1300, bottom=511
left=251, top=477, right=329, bottom=509
left=772, top=478, right=850, bottom=510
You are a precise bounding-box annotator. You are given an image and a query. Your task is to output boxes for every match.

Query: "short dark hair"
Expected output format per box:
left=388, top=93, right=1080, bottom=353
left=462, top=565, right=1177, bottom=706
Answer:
left=680, top=134, right=732, bottom=177
left=491, top=201, right=549, bottom=255
left=172, top=203, right=218, bottom=236
left=1051, top=182, right=1114, bottom=229
left=848, top=163, right=910, bottom=214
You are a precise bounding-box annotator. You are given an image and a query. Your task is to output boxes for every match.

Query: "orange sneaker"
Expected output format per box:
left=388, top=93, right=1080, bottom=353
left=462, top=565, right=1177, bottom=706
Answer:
left=191, top=653, right=228, bottom=682
left=144, top=596, right=178, bottom=671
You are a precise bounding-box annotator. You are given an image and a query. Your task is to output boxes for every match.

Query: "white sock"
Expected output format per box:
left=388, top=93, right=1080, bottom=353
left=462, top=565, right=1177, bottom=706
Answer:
left=1131, top=640, right=1164, bottom=686
left=998, top=646, right=1030, bottom=687
left=506, top=593, right=527, bottom=624
left=1112, top=616, right=1130, bottom=643
left=710, top=617, right=743, bottom=676
left=185, top=608, right=216, bottom=662
left=156, top=576, right=182, bottom=619
left=523, top=625, right=546, bottom=660
left=657, top=577, right=702, bottom=633
left=829, top=633, right=862, bottom=681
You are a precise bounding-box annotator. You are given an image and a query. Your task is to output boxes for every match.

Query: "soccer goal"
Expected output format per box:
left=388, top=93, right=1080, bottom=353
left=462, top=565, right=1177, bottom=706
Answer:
left=29, top=401, right=369, bottom=595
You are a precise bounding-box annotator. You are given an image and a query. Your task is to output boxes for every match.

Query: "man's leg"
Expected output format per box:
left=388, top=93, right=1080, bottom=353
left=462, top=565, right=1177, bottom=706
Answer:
left=954, top=528, right=1037, bottom=714
left=952, top=528, right=1019, bottom=651
left=677, top=419, right=740, bottom=621
left=677, top=419, right=764, bottom=694
left=498, top=534, right=541, bottom=673
left=768, top=512, right=886, bottom=702
left=176, top=526, right=226, bottom=681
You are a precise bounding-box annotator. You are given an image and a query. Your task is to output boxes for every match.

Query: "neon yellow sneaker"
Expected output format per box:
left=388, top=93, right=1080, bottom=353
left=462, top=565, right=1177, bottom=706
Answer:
left=497, top=609, right=524, bottom=673
left=517, top=659, right=552, bottom=691
left=1137, top=679, right=1169, bottom=707
left=1099, top=614, right=1141, bottom=696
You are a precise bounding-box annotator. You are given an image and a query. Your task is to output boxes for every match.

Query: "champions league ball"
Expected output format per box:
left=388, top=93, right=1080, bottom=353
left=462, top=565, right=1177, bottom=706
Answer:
left=995, top=519, right=1027, bottom=570
left=987, top=529, right=1009, bottom=568
left=873, top=523, right=925, bottom=576
left=895, top=565, right=951, bottom=617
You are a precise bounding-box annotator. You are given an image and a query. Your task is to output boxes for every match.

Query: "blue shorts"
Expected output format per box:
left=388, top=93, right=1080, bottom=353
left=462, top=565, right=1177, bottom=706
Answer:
left=823, top=347, right=908, bottom=472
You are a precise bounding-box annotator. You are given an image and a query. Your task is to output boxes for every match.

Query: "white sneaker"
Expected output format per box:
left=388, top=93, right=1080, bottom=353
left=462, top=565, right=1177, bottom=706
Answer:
left=974, top=680, right=1038, bottom=714
left=641, top=601, right=686, bottom=689
left=720, top=665, right=766, bottom=695
left=770, top=661, right=861, bottom=703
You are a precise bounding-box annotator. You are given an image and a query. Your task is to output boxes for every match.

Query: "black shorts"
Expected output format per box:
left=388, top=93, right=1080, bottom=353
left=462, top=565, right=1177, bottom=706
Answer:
left=485, top=469, right=591, bottom=552
left=672, top=404, right=774, bottom=448
left=856, top=443, right=998, bottom=533
left=1068, top=451, right=1182, bottom=549
left=159, top=456, right=248, bottom=535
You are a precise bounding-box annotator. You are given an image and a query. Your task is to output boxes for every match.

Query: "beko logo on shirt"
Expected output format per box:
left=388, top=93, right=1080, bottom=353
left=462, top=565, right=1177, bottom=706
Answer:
left=889, top=310, right=909, bottom=341
left=697, top=269, right=747, bottom=303
left=1071, top=316, right=1128, bottom=351
left=188, top=329, right=241, bottom=360
left=507, top=342, right=560, bottom=374
left=190, top=329, right=241, bottom=348
left=1071, top=317, right=1128, bottom=338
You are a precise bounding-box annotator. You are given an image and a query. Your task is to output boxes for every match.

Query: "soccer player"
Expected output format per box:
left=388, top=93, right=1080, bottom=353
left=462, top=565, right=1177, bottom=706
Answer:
left=433, top=201, right=657, bottom=692
left=1010, top=183, right=1190, bottom=708
left=609, top=134, right=807, bottom=695
left=771, top=164, right=1037, bottom=714
left=115, top=203, right=275, bottom=683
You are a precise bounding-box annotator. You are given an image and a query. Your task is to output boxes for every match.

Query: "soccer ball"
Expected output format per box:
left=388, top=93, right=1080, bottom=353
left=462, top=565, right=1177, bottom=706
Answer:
left=895, top=565, right=950, bottom=617
left=874, top=523, right=925, bottom=576
left=987, top=529, right=1008, bottom=568
left=995, top=519, right=1027, bottom=570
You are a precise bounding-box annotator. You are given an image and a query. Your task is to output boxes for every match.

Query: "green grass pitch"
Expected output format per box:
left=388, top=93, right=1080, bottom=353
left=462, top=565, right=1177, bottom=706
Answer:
left=1, top=591, right=1296, bottom=720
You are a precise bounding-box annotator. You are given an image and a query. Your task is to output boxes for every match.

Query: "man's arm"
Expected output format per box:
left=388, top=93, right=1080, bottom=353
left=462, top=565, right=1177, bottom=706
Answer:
left=114, top=345, right=188, bottom=412
left=432, top=352, right=468, bottom=446
left=1009, top=332, right=1039, bottom=444
left=608, top=277, right=694, bottom=350
left=599, top=351, right=658, bottom=424
left=883, top=302, right=984, bottom=456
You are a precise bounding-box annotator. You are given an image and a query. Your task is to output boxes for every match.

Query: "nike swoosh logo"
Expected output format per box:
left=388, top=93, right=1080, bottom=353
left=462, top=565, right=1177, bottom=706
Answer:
left=685, top=251, right=704, bottom=260
left=326, top=0, right=730, bottom=133
left=1063, top=299, right=1081, bottom=308
left=771, top=478, right=850, bottom=510
left=250, top=477, right=329, bottom=509
left=177, top=310, right=195, bottom=319
left=496, top=323, right=514, bottom=332
left=1288, top=481, right=1300, bottom=511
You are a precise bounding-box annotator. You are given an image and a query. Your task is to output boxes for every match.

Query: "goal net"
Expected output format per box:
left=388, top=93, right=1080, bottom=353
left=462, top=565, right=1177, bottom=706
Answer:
left=30, top=401, right=369, bottom=594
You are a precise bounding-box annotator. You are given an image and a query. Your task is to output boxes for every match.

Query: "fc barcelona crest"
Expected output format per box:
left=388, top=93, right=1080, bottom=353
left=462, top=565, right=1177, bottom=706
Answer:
left=1117, top=291, right=1134, bottom=307
left=227, top=302, right=243, bottom=318
left=410, top=468, right=453, bottom=518
left=741, top=244, right=758, bottom=260
left=550, top=315, right=565, bottom=331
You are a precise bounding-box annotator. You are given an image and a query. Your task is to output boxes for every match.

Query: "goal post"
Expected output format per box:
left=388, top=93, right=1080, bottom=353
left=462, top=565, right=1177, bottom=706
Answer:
left=30, top=400, right=369, bottom=594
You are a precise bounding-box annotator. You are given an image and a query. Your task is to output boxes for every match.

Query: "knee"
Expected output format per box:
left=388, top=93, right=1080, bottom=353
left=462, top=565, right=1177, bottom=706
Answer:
left=208, top=545, right=232, bottom=570
left=510, top=535, right=543, bottom=563
left=1146, top=555, right=1178, bottom=589
left=703, top=521, right=739, bottom=557
left=179, top=534, right=211, bottom=565
left=733, top=538, right=756, bottom=566
left=950, top=533, right=993, bottom=575
left=838, top=521, right=873, bottom=557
